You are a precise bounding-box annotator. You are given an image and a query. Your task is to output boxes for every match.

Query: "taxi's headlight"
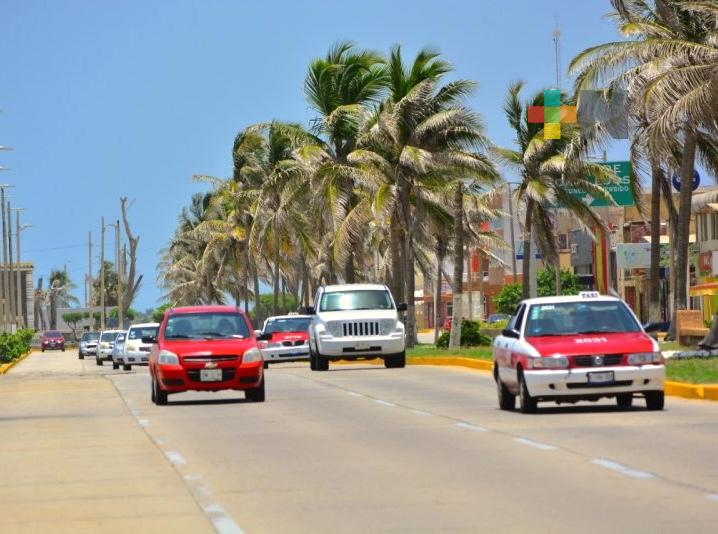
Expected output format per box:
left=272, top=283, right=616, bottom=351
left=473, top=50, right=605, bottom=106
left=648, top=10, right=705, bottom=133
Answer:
left=158, top=350, right=179, bottom=365
left=243, top=347, right=263, bottom=363
left=627, top=352, right=662, bottom=365
left=528, top=356, right=569, bottom=369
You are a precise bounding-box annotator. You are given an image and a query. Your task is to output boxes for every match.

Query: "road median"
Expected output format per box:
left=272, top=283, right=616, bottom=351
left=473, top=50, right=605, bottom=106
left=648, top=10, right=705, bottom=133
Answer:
left=0, top=348, right=33, bottom=375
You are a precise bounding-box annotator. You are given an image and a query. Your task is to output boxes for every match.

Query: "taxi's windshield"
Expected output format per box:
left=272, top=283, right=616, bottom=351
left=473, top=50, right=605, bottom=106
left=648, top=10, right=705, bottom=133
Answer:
left=264, top=317, right=311, bottom=334
left=525, top=301, right=641, bottom=337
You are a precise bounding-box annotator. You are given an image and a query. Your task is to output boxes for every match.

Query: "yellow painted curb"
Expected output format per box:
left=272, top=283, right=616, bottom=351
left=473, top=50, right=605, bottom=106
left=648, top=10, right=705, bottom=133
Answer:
left=665, top=381, right=718, bottom=402
left=410, top=356, right=493, bottom=372
left=0, top=349, right=33, bottom=375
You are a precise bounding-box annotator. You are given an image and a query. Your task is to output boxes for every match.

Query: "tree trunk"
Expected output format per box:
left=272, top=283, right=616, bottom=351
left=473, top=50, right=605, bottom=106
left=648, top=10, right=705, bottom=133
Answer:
left=281, top=277, right=287, bottom=312
left=673, top=127, right=698, bottom=318
left=273, top=228, right=280, bottom=315
left=243, top=243, right=250, bottom=314
left=466, top=245, right=473, bottom=321
left=433, top=238, right=446, bottom=346
left=390, top=219, right=404, bottom=303
left=344, top=254, right=355, bottom=284
left=648, top=160, right=662, bottom=322
left=400, top=179, right=416, bottom=348
left=521, top=200, right=535, bottom=299
left=449, top=182, right=464, bottom=349
left=253, top=262, right=261, bottom=327
left=49, top=293, right=57, bottom=330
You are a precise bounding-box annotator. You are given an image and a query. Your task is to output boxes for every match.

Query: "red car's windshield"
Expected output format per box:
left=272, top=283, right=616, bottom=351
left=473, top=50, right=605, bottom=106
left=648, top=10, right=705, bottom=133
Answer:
left=44, top=331, right=62, bottom=338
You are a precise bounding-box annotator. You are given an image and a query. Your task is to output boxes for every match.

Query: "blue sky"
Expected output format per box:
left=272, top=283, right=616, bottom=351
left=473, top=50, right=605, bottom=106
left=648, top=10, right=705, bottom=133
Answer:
left=1, top=0, right=646, bottom=311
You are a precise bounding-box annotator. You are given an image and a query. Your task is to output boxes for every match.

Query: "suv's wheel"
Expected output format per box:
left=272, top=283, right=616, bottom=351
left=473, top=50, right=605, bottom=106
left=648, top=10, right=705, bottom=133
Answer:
left=384, top=351, right=406, bottom=368
left=245, top=379, right=265, bottom=402
left=112, top=361, right=119, bottom=370
left=309, top=349, right=317, bottom=370
left=79, top=352, right=84, bottom=360
left=152, top=376, right=168, bottom=405
left=123, top=364, right=132, bottom=371
left=496, top=369, right=516, bottom=410
left=96, top=356, right=103, bottom=366
left=263, top=361, right=269, bottom=369
left=645, top=390, right=664, bottom=411
left=616, top=393, right=633, bottom=409
left=315, top=351, right=329, bottom=371
left=518, top=371, right=537, bottom=414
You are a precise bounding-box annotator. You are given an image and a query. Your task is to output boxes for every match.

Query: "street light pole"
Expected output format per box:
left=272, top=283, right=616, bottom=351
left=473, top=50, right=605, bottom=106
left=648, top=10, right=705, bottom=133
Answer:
left=12, top=208, right=26, bottom=327
left=0, top=183, right=13, bottom=331
left=100, top=217, right=105, bottom=331
left=6, top=199, right=15, bottom=330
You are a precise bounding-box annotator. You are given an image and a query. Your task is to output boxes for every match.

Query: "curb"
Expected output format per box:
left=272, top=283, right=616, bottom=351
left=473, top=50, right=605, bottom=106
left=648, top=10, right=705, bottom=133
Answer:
left=0, top=349, right=33, bottom=375
left=664, top=381, right=718, bottom=401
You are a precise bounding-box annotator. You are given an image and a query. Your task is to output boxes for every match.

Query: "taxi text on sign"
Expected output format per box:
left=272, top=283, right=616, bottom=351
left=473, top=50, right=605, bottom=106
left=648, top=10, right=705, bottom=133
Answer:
left=565, top=161, right=634, bottom=207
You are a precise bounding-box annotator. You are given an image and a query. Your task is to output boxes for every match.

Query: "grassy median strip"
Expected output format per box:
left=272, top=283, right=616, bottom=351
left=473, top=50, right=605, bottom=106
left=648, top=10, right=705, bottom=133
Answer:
left=407, top=345, right=492, bottom=360
left=666, top=358, right=718, bottom=384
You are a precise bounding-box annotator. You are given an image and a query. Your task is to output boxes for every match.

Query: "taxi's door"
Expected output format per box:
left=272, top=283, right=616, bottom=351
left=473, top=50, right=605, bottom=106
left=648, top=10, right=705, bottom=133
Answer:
left=495, top=304, right=526, bottom=390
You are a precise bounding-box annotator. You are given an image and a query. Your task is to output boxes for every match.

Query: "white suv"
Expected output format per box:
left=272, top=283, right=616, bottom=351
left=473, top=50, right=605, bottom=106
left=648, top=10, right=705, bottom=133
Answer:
left=307, top=284, right=407, bottom=371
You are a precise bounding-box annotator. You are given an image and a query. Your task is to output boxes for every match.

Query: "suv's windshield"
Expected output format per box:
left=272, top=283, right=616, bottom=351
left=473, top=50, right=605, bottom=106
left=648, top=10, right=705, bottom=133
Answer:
left=101, top=332, right=118, bottom=342
left=524, top=301, right=641, bottom=337
left=128, top=326, right=158, bottom=340
left=264, top=317, right=311, bottom=334
left=164, top=312, right=250, bottom=340
left=82, top=332, right=99, bottom=341
left=319, top=290, right=394, bottom=312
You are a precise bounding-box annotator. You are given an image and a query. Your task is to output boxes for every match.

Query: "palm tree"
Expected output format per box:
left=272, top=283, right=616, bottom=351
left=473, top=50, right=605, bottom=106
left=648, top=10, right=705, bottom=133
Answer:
left=569, top=0, right=718, bottom=326
left=48, top=269, right=78, bottom=329
left=495, top=82, right=620, bottom=299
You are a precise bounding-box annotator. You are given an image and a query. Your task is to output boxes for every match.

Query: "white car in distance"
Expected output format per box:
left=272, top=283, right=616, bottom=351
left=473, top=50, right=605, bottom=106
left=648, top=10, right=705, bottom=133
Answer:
left=122, top=322, right=159, bottom=370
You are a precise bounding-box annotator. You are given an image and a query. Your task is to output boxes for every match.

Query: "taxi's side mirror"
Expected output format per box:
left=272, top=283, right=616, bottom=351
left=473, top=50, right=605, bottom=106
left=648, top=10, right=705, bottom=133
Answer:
left=141, top=336, right=157, bottom=344
left=501, top=328, right=520, bottom=339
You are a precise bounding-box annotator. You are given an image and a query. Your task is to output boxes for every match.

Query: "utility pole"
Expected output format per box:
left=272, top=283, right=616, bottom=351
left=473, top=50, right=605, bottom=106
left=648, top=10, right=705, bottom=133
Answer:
left=87, top=231, right=92, bottom=309
left=7, top=199, right=15, bottom=330
left=0, top=184, right=13, bottom=331
left=116, top=219, right=123, bottom=329
left=100, top=217, right=105, bottom=331
left=13, top=208, right=25, bottom=327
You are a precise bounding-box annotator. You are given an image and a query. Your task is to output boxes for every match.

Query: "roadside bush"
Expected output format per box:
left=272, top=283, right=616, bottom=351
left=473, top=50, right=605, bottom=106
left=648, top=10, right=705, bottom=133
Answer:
left=0, top=329, right=35, bottom=364
left=435, top=320, right=492, bottom=348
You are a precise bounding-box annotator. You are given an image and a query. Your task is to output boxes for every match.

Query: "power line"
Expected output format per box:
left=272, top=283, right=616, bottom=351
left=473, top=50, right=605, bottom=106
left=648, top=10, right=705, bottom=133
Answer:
left=23, top=243, right=86, bottom=253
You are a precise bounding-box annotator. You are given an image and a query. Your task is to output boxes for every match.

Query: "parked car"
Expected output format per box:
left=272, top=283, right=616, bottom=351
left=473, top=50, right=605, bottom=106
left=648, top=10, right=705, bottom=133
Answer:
left=122, top=322, right=159, bottom=370
left=493, top=291, right=665, bottom=413
left=78, top=331, right=99, bottom=359
left=96, top=330, right=124, bottom=366
left=307, top=284, right=407, bottom=371
left=257, top=314, right=312, bottom=367
left=148, top=305, right=264, bottom=405
left=442, top=316, right=453, bottom=331
left=111, top=332, right=127, bottom=370
left=41, top=331, right=65, bottom=352
left=487, top=313, right=510, bottom=325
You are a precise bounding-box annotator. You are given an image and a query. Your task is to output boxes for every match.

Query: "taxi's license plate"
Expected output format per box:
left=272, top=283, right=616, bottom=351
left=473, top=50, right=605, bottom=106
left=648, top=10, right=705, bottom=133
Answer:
left=200, top=369, right=223, bottom=382
left=588, top=371, right=614, bottom=384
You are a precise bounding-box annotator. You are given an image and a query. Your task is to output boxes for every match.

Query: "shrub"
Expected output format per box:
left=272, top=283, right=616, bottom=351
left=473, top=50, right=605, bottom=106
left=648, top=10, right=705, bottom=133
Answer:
left=0, top=329, right=35, bottom=364
left=435, top=320, right=492, bottom=348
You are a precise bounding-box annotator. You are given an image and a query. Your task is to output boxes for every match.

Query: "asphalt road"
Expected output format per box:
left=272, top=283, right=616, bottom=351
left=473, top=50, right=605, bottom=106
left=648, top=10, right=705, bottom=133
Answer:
left=2, top=350, right=718, bottom=533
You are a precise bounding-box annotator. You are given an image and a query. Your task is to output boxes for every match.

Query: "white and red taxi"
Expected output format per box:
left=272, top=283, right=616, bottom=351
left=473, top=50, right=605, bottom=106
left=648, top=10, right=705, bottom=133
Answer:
left=257, top=314, right=311, bottom=367
left=493, top=292, right=665, bottom=413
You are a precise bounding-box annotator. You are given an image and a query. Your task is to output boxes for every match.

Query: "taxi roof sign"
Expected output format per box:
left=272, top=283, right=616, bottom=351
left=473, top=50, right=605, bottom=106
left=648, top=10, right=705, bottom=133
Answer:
left=579, top=291, right=600, bottom=298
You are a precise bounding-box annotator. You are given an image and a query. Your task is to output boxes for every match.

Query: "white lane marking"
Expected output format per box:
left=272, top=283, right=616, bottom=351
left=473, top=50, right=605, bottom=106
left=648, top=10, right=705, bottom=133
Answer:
left=410, top=409, right=433, bottom=416
left=374, top=400, right=396, bottom=407
left=346, top=391, right=364, bottom=397
left=707, top=494, right=718, bottom=502
left=514, top=437, right=558, bottom=451
left=455, top=422, right=488, bottom=432
left=138, top=418, right=150, bottom=427
left=165, top=451, right=187, bottom=466
left=183, top=474, right=202, bottom=481
left=153, top=436, right=165, bottom=445
left=592, top=459, right=654, bottom=479
left=202, top=503, right=245, bottom=534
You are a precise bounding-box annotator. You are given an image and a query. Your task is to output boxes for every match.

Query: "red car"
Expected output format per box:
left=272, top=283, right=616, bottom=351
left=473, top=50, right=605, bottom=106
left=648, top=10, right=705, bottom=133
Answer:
left=147, top=305, right=265, bottom=405
left=41, top=331, right=65, bottom=352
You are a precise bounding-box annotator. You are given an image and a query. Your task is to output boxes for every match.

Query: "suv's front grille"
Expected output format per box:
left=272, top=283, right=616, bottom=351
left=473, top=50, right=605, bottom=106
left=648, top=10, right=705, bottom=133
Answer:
left=342, top=321, right=380, bottom=336
left=573, top=354, right=623, bottom=367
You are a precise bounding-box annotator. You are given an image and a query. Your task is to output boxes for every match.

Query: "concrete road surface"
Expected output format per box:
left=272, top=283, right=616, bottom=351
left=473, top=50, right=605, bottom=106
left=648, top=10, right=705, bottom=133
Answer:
left=2, top=351, right=717, bottom=533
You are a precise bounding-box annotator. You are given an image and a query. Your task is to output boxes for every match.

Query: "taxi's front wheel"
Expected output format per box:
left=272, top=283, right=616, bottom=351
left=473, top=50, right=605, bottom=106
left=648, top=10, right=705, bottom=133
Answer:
left=518, top=372, right=537, bottom=414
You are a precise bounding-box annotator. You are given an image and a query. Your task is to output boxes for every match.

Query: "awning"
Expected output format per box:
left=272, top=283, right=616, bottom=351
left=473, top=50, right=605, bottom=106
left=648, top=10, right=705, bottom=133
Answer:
left=689, top=281, right=718, bottom=297
left=692, top=188, right=718, bottom=211
left=640, top=234, right=695, bottom=244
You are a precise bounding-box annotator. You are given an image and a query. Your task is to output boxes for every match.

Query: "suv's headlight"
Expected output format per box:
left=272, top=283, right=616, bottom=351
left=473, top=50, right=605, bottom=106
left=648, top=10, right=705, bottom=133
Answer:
left=325, top=321, right=342, bottom=337
left=380, top=319, right=397, bottom=335
left=627, top=352, right=662, bottom=365
left=243, top=347, right=263, bottom=363
left=158, top=350, right=179, bottom=365
left=528, top=356, right=569, bottom=369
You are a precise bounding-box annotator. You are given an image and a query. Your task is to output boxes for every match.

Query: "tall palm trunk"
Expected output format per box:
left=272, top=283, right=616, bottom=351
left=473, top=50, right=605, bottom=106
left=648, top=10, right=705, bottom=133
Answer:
left=449, top=182, right=464, bottom=349
left=648, top=160, right=663, bottom=322
left=253, top=262, right=261, bottom=326
left=241, top=242, right=250, bottom=314
left=522, top=200, right=535, bottom=299
left=466, top=245, right=473, bottom=321
left=673, top=127, right=698, bottom=320
left=390, top=219, right=405, bottom=303
left=400, top=177, right=416, bottom=348
left=433, top=238, right=446, bottom=345
left=272, top=227, right=280, bottom=315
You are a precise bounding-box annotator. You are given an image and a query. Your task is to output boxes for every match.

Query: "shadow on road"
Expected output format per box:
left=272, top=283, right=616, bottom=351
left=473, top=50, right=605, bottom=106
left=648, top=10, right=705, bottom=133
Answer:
left=165, top=397, right=250, bottom=406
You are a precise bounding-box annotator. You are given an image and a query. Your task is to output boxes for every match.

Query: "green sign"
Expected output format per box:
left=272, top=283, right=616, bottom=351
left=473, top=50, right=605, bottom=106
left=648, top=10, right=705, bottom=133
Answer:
left=566, top=161, right=634, bottom=207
